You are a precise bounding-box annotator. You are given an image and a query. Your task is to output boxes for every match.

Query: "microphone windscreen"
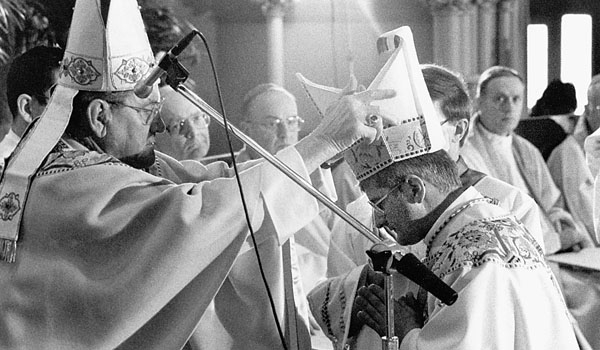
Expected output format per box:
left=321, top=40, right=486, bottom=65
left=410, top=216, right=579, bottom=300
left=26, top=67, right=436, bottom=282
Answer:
left=393, top=252, right=458, bottom=305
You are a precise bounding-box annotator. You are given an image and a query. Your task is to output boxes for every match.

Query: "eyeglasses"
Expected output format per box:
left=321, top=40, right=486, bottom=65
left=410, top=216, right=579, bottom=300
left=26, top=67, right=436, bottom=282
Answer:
left=165, top=113, right=211, bottom=136
left=255, top=116, right=304, bottom=132
left=109, top=97, right=165, bottom=125
left=367, top=182, right=403, bottom=216
left=440, top=119, right=450, bottom=126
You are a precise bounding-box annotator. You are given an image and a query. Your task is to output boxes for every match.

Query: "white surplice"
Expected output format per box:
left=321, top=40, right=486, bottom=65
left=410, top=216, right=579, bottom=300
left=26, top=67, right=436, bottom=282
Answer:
left=309, top=187, right=579, bottom=350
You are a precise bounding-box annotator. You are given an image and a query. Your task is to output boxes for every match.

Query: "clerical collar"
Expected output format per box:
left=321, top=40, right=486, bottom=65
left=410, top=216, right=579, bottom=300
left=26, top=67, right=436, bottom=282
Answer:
left=475, top=117, right=513, bottom=148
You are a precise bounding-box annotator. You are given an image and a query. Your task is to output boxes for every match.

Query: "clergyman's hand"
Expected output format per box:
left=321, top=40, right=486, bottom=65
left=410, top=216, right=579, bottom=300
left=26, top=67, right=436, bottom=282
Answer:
left=295, top=88, right=395, bottom=172
left=311, top=89, right=396, bottom=153
left=395, top=292, right=425, bottom=339
left=348, top=265, right=385, bottom=336
left=354, top=284, right=387, bottom=337
left=354, top=286, right=424, bottom=341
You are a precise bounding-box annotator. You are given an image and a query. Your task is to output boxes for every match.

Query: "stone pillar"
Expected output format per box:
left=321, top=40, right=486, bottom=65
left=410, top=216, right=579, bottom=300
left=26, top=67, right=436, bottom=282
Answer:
left=256, top=0, right=294, bottom=86
left=497, top=0, right=517, bottom=68
left=476, top=0, right=499, bottom=73
left=462, top=4, right=479, bottom=77
left=425, top=0, right=475, bottom=78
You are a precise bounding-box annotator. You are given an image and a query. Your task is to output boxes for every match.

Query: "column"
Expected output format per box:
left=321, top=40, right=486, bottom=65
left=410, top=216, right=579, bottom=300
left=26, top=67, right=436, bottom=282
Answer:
left=425, top=0, right=474, bottom=77
left=476, top=0, right=499, bottom=73
left=257, top=0, right=295, bottom=85
left=461, top=3, right=479, bottom=77
left=497, top=0, right=517, bottom=68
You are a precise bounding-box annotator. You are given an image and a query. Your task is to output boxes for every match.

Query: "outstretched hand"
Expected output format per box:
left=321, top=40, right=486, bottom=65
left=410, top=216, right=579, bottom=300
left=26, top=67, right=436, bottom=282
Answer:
left=295, top=88, right=395, bottom=172
left=312, top=89, right=396, bottom=153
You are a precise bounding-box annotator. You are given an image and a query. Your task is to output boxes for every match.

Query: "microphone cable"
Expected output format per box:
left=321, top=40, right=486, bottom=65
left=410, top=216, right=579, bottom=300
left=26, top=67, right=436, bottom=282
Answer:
left=195, top=31, right=289, bottom=350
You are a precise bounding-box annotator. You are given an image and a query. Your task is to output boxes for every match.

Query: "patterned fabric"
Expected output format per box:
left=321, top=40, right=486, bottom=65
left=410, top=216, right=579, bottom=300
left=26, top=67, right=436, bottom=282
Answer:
left=426, top=217, right=545, bottom=279
left=38, top=140, right=121, bottom=175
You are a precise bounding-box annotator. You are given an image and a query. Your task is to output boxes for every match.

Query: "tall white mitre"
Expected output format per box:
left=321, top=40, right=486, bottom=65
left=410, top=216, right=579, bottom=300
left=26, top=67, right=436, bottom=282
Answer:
left=296, top=26, right=446, bottom=181
left=0, top=0, right=155, bottom=262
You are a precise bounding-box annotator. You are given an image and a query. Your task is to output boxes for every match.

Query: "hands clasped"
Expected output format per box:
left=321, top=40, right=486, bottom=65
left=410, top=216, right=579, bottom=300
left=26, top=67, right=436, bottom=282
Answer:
left=354, top=284, right=424, bottom=342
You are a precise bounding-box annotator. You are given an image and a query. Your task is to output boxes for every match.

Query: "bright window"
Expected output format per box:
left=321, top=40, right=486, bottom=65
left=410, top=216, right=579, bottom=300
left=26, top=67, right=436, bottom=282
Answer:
left=561, top=14, right=592, bottom=115
left=527, top=24, right=548, bottom=110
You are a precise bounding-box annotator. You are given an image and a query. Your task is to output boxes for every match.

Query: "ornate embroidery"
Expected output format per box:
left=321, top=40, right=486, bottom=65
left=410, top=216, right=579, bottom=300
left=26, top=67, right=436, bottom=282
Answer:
left=37, top=141, right=122, bottom=175
left=114, top=57, right=149, bottom=84
left=338, top=288, right=346, bottom=337
left=0, top=192, right=21, bottom=221
left=62, top=56, right=100, bottom=85
left=426, top=217, right=546, bottom=278
left=321, top=281, right=335, bottom=338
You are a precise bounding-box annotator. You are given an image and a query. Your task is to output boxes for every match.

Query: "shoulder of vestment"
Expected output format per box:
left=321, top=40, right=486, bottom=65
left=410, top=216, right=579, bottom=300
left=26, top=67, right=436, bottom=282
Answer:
left=37, top=141, right=123, bottom=176
left=427, top=217, right=546, bottom=278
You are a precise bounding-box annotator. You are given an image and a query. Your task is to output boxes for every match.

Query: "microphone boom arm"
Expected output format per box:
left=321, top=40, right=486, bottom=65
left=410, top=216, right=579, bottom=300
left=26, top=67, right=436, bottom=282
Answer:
left=174, top=84, right=382, bottom=245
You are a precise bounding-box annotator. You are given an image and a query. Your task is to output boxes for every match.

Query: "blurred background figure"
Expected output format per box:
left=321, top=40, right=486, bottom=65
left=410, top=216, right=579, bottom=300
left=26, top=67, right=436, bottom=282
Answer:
left=576, top=75, right=600, bottom=162
left=155, top=86, right=211, bottom=161
left=0, top=45, right=63, bottom=168
left=238, top=81, right=332, bottom=297
left=525, top=79, right=597, bottom=245
left=238, top=83, right=303, bottom=161
left=0, top=0, right=68, bottom=141
left=517, top=79, right=577, bottom=160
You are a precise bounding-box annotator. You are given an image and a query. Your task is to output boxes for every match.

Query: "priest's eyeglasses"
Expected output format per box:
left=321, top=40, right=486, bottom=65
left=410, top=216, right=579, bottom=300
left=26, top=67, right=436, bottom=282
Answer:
left=110, top=97, right=165, bottom=125
left=256, top=116, right=304, bottom=132
left=368, top=182, right=403, bottom=216
left=166, top=113, right=211, bottom=136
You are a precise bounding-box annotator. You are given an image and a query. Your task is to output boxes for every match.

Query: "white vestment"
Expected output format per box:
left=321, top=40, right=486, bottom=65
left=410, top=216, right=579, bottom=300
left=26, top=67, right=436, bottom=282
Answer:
left=461, top=117, right=589, bottom=254
left=547, top=135, right=595, bottom=244
left=309, top=187, right=579, bottom=350
left=194, top=149, right=336, bottom=350
left=0, top=138, right=318, bottom=350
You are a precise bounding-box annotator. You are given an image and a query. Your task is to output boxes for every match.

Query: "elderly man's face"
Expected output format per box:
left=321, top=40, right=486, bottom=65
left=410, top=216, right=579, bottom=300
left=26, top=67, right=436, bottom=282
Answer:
left=477, top=76, right=524, bottom=136
left=244, top=90, right=300, bottom=157
left=154, top=87, right=210, bottom=161
left=102, top=88, right=165, bottom=168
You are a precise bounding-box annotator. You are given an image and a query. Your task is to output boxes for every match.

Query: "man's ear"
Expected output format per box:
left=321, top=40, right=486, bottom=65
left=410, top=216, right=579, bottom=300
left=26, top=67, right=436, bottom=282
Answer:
left=454, top=118, right=470, bottom=144
left=16, top=94, right=34, bottom=123
left=401, top=175, right=426, bottom=204
left=87, top=99, right=112, bottom=138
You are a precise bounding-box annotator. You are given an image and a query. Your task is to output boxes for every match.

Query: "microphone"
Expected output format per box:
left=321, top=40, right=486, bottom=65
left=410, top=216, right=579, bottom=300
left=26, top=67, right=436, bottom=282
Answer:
left=134, top=30, right=198, bottom=98
left=391, top=252, right=458, bottom=305
left=366, top=246, right=458, bottom=306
